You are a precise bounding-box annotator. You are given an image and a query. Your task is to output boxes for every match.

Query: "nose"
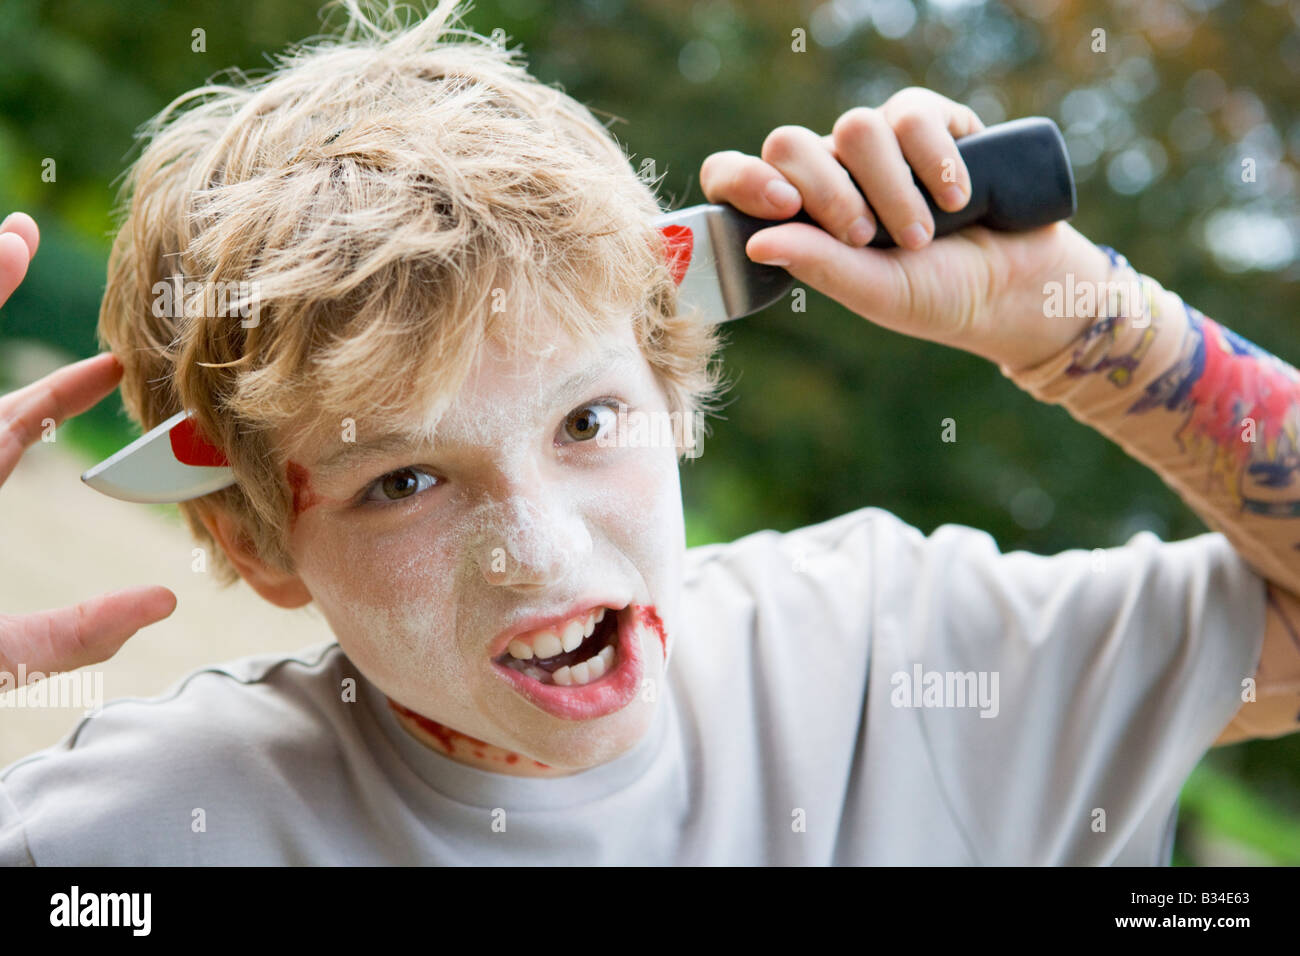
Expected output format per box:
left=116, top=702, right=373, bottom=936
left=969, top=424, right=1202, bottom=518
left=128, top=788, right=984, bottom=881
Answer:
left=472, top=491, right=594, bottom=589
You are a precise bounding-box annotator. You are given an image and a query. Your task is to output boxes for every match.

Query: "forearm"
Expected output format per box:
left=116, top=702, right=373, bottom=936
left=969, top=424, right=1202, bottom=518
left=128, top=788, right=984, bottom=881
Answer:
left=1000, top=244, right=1300, bottom=597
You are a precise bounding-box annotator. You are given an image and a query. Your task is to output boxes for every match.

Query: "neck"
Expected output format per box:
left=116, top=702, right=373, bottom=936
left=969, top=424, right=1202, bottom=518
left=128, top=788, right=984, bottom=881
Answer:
left=385, top=697, right=569, bottom=777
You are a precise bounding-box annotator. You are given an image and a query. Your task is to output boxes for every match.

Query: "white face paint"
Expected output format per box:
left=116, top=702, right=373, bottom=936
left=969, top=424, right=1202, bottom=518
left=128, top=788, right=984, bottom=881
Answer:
left=284, top=313, right=686, bottom=772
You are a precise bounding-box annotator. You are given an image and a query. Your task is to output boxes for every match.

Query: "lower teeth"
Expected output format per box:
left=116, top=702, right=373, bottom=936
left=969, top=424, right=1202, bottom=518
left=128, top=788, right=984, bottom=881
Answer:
left=506, top=643, right=618, bottom=686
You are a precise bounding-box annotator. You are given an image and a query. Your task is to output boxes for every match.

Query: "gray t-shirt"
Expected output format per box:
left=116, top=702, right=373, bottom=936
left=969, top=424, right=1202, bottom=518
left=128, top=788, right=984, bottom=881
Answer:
left=0, top=506, right=1266, bottom=864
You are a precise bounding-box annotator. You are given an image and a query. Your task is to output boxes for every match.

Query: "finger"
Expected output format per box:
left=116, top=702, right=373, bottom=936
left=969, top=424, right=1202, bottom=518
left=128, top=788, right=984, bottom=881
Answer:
left=881, top=92, right=984, bottom=212
left=699, top=149, right=802, bottom=219
left=745, top=222, right=912, bottom=324
left=0, top=585, right=177, bottom=677
left=0, top=231, right=30, bottom=310
left=0, top=211, right=40, bottom=258
left=761, top=124, right=877, bottom=247
left=0, top=352, right=123, bottom=486
left=830, top=107, right=934, bottom=250
left=881, top=87, right=986, bottom=133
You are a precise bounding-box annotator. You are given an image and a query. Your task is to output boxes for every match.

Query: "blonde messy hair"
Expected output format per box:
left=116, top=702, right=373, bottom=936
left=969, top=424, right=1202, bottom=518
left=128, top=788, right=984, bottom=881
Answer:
left=98, top=0, right=725, bottom=587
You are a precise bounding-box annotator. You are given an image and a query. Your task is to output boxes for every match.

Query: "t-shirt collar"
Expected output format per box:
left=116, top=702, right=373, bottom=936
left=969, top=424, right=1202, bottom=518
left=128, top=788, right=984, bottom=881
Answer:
left=355, top=662, right=672, bottom=810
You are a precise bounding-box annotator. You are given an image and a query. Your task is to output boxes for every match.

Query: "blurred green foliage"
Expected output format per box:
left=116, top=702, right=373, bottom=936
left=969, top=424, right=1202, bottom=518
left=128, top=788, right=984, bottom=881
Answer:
left=1, top=0, right=1297, bottom=862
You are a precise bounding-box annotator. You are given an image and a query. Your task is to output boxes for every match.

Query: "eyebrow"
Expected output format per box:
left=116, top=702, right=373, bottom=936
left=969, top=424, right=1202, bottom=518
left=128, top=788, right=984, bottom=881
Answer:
left=308, top=342, right=642, bottom=483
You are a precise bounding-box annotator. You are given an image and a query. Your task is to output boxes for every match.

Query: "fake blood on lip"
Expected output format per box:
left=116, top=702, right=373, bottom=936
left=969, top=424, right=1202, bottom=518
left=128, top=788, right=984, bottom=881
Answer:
left=634, top=604, right=668, bottom=658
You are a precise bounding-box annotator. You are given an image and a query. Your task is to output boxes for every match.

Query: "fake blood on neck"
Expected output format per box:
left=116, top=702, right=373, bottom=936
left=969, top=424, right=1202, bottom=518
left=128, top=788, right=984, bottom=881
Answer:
left=386, top=698, right=548, bottom=769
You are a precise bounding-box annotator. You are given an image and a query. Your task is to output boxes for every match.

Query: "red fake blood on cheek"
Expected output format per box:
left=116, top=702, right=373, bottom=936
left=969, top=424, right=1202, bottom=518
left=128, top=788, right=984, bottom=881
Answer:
left=286, top=461, right=322, bottom=520
left=634, top=604, right=668, bottom=658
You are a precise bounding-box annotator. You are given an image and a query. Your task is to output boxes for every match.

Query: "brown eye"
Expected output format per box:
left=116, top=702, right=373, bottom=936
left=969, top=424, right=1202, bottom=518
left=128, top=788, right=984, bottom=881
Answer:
left=366, top=467, right=438, bottom=503
left=563, top=403, right=616, bottom=443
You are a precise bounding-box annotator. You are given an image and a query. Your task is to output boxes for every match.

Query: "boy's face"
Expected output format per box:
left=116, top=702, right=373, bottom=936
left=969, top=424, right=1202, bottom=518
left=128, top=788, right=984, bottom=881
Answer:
left=280, top=312, right=686, bottom=772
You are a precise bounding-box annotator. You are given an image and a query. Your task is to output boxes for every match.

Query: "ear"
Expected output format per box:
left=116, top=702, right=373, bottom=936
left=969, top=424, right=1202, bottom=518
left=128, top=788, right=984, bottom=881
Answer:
left=201, top=508, right=312, bottom=609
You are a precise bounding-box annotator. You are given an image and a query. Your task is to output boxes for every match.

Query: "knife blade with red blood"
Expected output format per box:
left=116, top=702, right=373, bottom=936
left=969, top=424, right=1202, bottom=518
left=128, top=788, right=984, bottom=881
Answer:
left=81, top=116, right=1075, bottom=503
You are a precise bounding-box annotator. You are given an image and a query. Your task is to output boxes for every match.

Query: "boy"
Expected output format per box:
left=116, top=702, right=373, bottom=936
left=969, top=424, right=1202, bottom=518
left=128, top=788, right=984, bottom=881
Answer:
left=1, top=0, right=1298, bottom=864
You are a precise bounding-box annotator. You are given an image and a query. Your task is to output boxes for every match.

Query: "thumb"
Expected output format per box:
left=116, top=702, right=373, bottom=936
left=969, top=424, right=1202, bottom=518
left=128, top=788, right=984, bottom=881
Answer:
left=745, top=222, right=913, bottom=326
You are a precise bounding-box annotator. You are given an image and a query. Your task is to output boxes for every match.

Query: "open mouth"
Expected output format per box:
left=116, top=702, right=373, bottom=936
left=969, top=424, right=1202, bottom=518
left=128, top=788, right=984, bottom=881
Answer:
left=494, top=605, right=622, bottom=686
left=490, top=603, right=649, bottom=721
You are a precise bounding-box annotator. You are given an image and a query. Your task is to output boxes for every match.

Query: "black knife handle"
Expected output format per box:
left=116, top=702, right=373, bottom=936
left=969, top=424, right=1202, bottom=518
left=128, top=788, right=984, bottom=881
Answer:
left=741, top=116, right=1076, bottom=249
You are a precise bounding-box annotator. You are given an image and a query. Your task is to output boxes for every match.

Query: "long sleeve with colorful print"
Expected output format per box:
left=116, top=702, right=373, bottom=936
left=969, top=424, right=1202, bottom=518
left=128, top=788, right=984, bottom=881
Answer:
left=1000, top=245, right=1300, bottom=737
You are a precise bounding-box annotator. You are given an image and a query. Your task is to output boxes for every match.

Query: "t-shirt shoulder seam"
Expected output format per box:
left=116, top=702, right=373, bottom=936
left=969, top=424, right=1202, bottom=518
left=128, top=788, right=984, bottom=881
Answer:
left=0, top=641, right=343, bottom=781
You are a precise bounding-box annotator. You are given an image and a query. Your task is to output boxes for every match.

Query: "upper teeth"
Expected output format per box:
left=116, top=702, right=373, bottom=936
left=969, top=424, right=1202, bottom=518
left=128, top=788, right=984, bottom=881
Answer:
left=507, top=607, right=606, bottom=660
